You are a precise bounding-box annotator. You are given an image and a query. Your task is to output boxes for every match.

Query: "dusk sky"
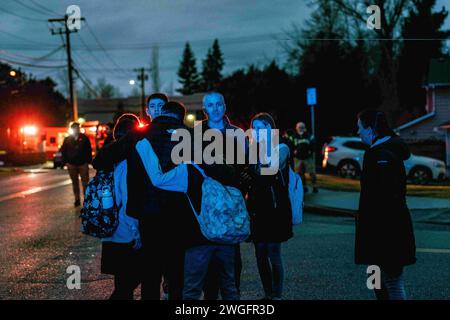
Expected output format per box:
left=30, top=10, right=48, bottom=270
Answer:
left=1, top=0, right=449, bottom=97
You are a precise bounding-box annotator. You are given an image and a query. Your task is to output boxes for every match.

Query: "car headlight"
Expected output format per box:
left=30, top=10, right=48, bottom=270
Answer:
left=434, top=161, right=445, bottom=169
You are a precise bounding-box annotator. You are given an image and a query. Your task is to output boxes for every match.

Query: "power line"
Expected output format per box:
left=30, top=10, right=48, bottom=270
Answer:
left=14, top=0, right=54, bottom=17
left=29, top=0, right=62, bottom=16
left=84, top=21, right=131, bottom=78
left=48, top=15, right=86, bottom=121
left=0, top=5, right=47, bottom=22
left=72, top=51, right=110, bottom=80
left=73, top=65, right=100, bottom=98
left=75, top=32, right=127, bottom=79
left=0, top=56, right=66, bottom=69
left=0, top=29, right=56, bottom=46
left=0, top=46, right=65, bottom=62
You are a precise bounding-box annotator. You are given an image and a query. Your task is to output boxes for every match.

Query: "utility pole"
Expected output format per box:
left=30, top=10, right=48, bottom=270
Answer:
left=49, top=15, right=85, bottom=122
left=133, top=68, right=150, bottom=122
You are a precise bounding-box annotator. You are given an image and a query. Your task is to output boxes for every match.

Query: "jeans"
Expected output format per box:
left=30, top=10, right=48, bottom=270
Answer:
left=67, top=163, right=89, bottom=202
left=183, top=244, right=239, bottom=300
left=373, top=266, right=407, bottom=300
left=254, top=242, right=284, bottom=299
left=203, top=244, right=242, bottom=300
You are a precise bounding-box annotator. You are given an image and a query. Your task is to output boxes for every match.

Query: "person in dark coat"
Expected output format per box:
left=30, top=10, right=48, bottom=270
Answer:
left=100, top=113, right=142, bottom=300
left=182, top=92, right=242, bottom=301
left=102, top=122, right=115, bottom=148
left=245, top=113, right=293, bottom=300
left=60, top=122, right=92, bottom=207
left=356, top=109, right=416, bottom=300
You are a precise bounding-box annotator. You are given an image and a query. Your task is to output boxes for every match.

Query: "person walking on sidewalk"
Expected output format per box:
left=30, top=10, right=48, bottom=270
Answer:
left=246, top=113, right=293, bottom=300
left=356, top=109, right=416, bottom=300
left=100, top=114, right=142, bottom=300
left=61, top=122, right=92, bottom=207
left=286, top=122, right=317, bottom=193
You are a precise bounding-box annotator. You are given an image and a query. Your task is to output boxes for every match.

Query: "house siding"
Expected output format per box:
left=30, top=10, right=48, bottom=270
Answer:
left=398, top=87, right=450, bottom=142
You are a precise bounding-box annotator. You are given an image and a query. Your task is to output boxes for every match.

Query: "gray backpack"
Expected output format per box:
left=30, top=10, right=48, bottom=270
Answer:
left=186, top=163, right=250, bottom=244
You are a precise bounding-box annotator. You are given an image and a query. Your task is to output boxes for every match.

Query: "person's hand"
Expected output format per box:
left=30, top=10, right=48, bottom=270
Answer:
left=132, top=236, right=142, bottom=251
left=131, top=228, right=142, bottom=250
left=240, top=171, right=253, bottom=184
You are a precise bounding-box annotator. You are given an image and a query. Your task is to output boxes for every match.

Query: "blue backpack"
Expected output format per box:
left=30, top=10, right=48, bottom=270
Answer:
left=186, top=164, right=250, bottom=245
left=80, top=171, right=119, bottom=238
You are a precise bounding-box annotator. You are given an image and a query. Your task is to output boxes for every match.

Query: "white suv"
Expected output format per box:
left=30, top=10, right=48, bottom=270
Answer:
left=322, top=136, right=447, bottom=184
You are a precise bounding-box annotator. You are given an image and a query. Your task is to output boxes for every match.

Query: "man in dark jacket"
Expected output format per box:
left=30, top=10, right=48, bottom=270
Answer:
left=285, top=122, right=317, bottom=193
left=182, top=92, right=244, bottom=300
left=61, top=122, right=92, bottom=207
left=356, top=109, right=416, bottom=300
left=128, top=101, right=192, bottom=300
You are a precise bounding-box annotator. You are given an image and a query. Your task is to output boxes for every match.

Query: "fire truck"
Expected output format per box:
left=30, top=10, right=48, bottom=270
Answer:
left=0, top=121, right=106, bottom=167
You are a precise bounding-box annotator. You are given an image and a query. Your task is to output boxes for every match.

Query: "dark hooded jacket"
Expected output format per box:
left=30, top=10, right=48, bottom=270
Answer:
left=355, top=135, right=416, bottom=267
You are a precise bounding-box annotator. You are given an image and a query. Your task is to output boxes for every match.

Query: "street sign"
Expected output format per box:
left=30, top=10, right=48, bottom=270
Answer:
left=307, top=88, right=317, bottom=106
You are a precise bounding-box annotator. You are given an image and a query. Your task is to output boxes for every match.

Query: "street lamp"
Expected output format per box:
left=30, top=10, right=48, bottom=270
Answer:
left=186, top=114, right=196, bottom=122
left=9, top=70, right=16, bottom=77
left=129, top=79, right=136, bottom=85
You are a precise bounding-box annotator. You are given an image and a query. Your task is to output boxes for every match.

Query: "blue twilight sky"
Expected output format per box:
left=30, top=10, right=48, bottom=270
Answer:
left=0, top=0, right=449, bottom=97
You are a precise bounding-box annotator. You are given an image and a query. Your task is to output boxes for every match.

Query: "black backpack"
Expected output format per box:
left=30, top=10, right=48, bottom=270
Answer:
left=80, top=170, right=119, bottom=238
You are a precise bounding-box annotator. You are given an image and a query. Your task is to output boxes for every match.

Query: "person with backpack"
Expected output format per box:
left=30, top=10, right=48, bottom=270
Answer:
left=100, top=113, right=142, bottom=300
left=92, top=94, right=189, bottom=300
left=182, top=92, right=245, bottom=301
left=245, top=113, right=293, bottom=300
left=97, top=111, right=191, bottom=300
left=356, top=109, right=416, bottom=300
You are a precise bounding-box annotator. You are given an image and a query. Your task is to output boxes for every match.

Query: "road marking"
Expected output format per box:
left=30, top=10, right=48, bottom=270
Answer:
left=417, top=248, right=450, bottom=254
left=0, top=179, right=72, bottom=203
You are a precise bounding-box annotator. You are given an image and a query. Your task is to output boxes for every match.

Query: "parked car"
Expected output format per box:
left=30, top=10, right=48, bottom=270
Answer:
left=322, top=136, right=447, bottom=184
left=53, top=150, right=65, bottom=169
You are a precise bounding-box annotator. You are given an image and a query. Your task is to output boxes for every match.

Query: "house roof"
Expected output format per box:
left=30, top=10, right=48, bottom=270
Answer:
left=78, top=93, right=205, bottom=114
left=395, top=111, right=435, bottom=132
left=427, top=58, right=450, bottom=87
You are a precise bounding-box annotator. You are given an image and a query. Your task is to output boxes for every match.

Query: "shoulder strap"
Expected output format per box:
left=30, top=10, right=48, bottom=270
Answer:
left=191, top=162, right=208, bottom=178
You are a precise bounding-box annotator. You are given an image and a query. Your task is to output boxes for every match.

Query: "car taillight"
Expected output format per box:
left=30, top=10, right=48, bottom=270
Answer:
left=325, top=146, right=337, bottom=152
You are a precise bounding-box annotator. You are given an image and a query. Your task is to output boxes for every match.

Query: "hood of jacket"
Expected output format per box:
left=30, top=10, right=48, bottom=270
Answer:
left=373, top=135, right=411, bottom=161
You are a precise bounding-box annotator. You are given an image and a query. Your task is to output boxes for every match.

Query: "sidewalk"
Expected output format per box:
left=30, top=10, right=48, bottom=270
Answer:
left=304, top=188, right=450, bottom=224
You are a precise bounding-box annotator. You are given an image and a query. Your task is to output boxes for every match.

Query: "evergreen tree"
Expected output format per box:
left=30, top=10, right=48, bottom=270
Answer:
left=201, top=39, right=225, bottom=91
left=177, top=42, right=200, bottom=95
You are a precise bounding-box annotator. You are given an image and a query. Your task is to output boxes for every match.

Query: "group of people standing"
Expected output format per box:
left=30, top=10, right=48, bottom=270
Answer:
left=62, top=91, right=416, bottom=301
left=90, top=92, right=293, bottom=300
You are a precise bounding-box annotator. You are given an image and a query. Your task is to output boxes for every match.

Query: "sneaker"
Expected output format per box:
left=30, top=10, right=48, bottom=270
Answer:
left=74, top=200, right=81, bottom=207
left=312, top=187, right=319, bottom=193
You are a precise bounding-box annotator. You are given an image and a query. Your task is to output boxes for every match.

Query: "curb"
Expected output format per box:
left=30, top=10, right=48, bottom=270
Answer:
left=305, top=204, right=450, bottom=225
left=304, top=204, right=356, bottom=218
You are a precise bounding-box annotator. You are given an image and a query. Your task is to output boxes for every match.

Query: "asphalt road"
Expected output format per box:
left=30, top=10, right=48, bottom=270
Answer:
left=0, top=169, right=448, bottom=300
